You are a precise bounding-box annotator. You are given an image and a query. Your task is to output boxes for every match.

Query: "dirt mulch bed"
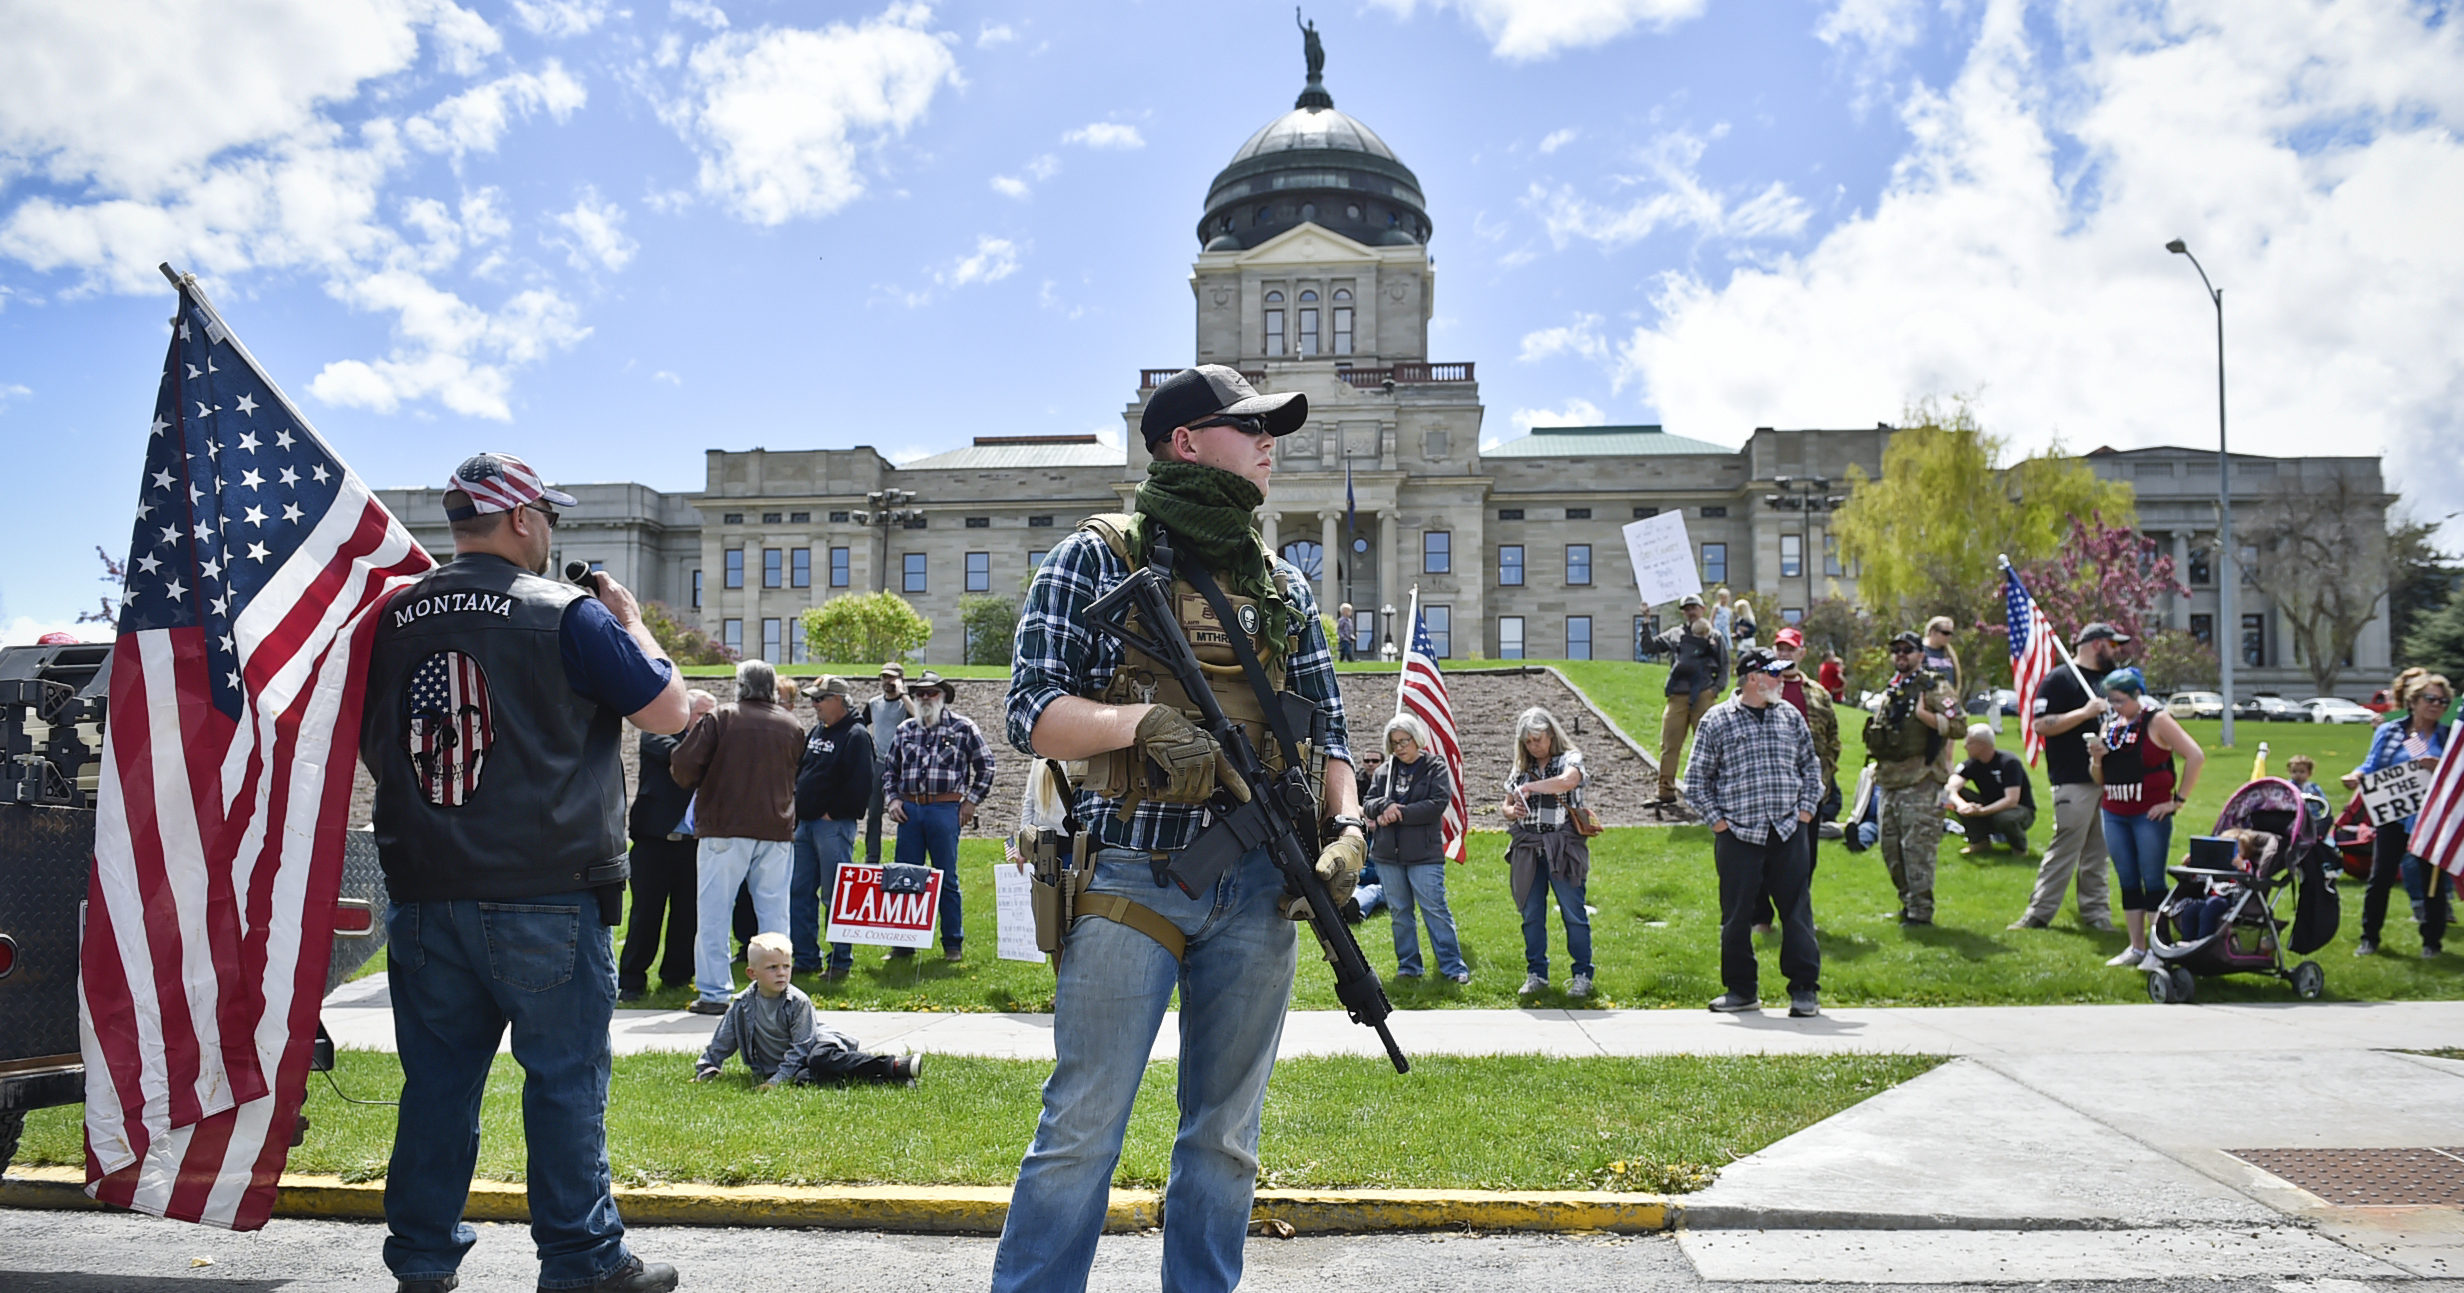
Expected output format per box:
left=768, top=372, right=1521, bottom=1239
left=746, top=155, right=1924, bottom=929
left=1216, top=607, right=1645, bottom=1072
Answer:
left=346, top=669, right=1678, bottom=839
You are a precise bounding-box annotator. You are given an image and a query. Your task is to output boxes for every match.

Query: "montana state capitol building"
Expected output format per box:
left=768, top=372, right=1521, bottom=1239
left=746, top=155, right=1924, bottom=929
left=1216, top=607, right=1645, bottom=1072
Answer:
left=377, top=41, right=2389, bottom=695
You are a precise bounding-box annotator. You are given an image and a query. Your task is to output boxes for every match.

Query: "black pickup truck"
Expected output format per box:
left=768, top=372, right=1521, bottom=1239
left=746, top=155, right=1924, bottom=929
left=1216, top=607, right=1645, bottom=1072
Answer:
left=0, top=640, right=389, bottom=1170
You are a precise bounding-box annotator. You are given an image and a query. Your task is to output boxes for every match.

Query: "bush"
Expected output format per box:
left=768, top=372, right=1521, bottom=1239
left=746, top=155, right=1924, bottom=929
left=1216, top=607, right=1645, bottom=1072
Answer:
left=2405, top=589, right=2464, bottom=686
left=802, top=592, right=931, bottom=667
left=642, top=600, right=736, bottom=665
left=2138, top=628, right=2220, bottom=695
left=960, top=594, right=1019, bottom=667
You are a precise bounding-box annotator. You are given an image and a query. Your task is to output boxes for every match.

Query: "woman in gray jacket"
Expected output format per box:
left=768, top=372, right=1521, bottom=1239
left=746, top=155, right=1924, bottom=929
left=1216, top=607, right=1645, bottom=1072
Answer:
left=1365, top=713, right=1469, bottom=983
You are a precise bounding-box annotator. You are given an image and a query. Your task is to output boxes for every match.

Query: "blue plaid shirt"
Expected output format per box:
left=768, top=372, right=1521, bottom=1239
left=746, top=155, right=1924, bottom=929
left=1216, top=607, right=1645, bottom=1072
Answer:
left=1007, top=526, right=1354, bottom=852
left=881, top=712, right=997, bottom=805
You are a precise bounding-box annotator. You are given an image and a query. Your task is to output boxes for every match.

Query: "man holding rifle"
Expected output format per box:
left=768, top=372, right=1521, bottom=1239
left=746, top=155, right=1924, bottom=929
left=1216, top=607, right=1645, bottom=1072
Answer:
left=994, top=365, right=1366, bottom=1292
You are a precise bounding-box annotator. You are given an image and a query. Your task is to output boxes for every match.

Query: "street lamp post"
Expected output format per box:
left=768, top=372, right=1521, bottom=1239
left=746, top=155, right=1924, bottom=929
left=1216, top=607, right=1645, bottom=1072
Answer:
left=2166, top=238, right=2235, bottom=749
left=1761, top=475, right=1847, bottom=616
left=855, top=488, right=921, bottom=594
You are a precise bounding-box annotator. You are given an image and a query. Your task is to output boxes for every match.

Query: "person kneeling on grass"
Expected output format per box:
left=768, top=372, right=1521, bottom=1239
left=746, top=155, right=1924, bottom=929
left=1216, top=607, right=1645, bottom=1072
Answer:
left=1948, top=724, right=2036, bottom=857
left=692, top=934, right=921, bottom=1088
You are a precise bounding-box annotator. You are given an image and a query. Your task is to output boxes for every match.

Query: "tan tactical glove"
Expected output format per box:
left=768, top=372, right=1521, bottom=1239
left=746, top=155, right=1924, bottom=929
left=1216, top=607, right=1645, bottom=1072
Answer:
left=1282, top=828, right=1365, bottom=921
left=1134, top=706, right=1250, bottom=805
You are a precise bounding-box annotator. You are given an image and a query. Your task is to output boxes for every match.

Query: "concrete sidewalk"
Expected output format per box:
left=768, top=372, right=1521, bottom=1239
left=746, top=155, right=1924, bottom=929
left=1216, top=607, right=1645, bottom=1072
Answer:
left=319, top=972, right=2464, bottom=1061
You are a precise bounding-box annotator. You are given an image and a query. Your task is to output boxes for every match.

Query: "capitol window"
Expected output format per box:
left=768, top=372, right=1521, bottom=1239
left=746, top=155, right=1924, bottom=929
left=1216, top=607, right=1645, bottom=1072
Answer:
left=1265, top=291, right=1285, bottom=356
left=1332, top=288, right=1353, bottom=355
left=1298, top=290, right=1320, bottom=356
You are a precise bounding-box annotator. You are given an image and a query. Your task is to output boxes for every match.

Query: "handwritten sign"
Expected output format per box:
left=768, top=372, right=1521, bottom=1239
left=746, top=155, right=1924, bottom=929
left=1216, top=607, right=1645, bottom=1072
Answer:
left=2360, top=763, right=2431, bottom=827
left=993, top=864, right=1046, bottom=964
left=825, top=863, right=941, bottom=949
left=1622, top=511, right=1701, bottom=609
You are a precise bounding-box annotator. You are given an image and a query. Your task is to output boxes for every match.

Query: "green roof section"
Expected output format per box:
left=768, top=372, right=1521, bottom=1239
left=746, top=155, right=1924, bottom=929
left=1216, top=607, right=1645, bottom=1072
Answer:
left=1481, top=425, right=1734, bottom=458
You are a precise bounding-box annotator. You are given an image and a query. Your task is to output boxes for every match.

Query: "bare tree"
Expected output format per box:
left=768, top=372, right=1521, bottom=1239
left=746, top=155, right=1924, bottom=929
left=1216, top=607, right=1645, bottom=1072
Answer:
left=75, top=546, right=126, bottom=625
left=2243, top=476, right=2390, bottom=696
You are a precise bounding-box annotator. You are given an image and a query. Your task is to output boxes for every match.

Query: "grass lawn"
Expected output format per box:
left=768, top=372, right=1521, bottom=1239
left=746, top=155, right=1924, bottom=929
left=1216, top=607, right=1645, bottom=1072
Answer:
left=11, top=1050, right=1934, bottom=1192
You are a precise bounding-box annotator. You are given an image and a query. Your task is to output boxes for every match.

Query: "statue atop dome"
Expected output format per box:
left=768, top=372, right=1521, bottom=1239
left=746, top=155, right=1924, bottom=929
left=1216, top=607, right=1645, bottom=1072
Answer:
left=1295, top=9, right=1333, bottom=110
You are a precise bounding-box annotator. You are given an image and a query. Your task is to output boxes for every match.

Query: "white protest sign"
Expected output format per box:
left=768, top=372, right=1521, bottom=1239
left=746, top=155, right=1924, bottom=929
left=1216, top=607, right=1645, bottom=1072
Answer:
left=993, top=863, right=1046, bottom=963
left=1622, top=510, right=1701, bottom=610
left=825, top=862, right=941, bottom=949
left=2360, top=763, right=2431, bottom=827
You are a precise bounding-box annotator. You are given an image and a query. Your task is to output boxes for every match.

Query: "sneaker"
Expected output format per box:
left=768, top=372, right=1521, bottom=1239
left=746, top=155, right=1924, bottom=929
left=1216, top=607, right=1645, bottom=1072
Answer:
left=1788, top=990, right=1820, bottom=1018
left=2355, top=938, right=2380, bottom=957
left=944, top=944, right=964, bottom=962
left=398, top=1278, right=459, bottom=1293
left=2005, top=916, right=2049, bottom=931
left=823, top=966, right=849, bottom=981
left=1394, top=969, right=1424, bottom=979
left=1519, top=973, right=1548, bottom=996
left=1447, top=970, right=1473, bottom=985
left=1709, top=992, right=1761, bottom=1013
left=616, top=987, right=646, bottom=1003
left=2104, top=946, right=2145, bottom=968
left=539, top=1254, right=678, bottom=1293
left=1900, top=915, right=1933, bottom=927
left=1960, top=844, right=1983, bottom=857
left=890, top=1054, right=924, bottom=1084
left=1568, top=973, right=1593, bottom=999
left=2082, top=918, right=2117, bottom=934
left=2427, top=945, right=2444, bottom=959
left=686, top=999, right=729, bottom=1016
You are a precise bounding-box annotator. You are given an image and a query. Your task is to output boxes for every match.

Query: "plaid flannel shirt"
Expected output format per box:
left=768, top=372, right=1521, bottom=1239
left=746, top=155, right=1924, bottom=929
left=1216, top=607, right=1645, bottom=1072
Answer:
left=1006, top=526, right=1354, bottom=853
left=1682, top=695, right=1823, bottom=844
left=881, top=711, right=997, bottom=805
left=1507, top=751, right=1584, bottom=829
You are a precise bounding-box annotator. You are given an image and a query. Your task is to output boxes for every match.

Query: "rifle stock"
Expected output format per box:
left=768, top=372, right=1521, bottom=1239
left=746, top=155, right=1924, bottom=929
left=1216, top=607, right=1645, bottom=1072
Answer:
left=1084, top=556, right=1409, bottom=1074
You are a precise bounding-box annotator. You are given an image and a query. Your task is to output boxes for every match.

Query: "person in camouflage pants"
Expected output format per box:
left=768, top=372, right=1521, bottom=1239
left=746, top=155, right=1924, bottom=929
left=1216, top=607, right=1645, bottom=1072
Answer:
left=1871, top=631, right=1962, bottom=925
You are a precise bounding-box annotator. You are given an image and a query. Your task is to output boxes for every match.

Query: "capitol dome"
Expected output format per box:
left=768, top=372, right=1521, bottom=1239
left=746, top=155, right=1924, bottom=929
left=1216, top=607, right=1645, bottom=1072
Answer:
left=1197, top=25, right=1429, bottom=252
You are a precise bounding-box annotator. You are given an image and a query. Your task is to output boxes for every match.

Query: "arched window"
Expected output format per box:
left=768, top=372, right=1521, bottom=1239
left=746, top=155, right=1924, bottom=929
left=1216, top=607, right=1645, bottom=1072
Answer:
left=1297, top=291, right=1320, bottom=356
left=1345, top=204, right=1361, bottom=221
left=1263, top=291, right=1285, bottom=356
left=1300, top=202, right=1316, bottom=220
left=1257, top=205, right=1274, bottom=225
left=1332, top=289, right=1354, bottom=356
left=1280, top=540, right=1324, bottom=582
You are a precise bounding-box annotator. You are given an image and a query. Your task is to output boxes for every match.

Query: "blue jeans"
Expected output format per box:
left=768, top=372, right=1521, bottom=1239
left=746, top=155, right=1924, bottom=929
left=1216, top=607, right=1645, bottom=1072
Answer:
left=2102, top=810, right=2175, bottom=911
left=793, top=817, right=861, bottom=971
left=894, top=800, right=965, bottom=949
left=1520, top=870, right=1594, bottom=978
left=991, top=845, right=1296, bottom=1293
left=1384, top=861, right=1467, bottom=978
left=696, top=836, right=790, bottom=1002
left=382, top=892, right=632, bottom=1288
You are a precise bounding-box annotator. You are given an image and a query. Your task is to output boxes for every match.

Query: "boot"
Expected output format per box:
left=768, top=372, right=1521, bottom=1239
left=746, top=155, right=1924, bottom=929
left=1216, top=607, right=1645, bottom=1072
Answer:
left=538, top=1255, right=677, bottom=1293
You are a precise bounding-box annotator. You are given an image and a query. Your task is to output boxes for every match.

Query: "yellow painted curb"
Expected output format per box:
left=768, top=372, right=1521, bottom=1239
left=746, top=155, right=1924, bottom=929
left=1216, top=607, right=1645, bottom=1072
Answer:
left=3, top=1167, right=1670, bottom=1235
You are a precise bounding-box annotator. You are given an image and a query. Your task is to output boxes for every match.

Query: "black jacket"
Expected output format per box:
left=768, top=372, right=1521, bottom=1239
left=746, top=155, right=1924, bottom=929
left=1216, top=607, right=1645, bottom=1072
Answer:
left=1655, top=622, right=1729, bottom=699
left=630, top=730, right=693, bottom=842
left=795, top=714, right=876, bottom=822
left=1364, top=752, right=1453, bottom=865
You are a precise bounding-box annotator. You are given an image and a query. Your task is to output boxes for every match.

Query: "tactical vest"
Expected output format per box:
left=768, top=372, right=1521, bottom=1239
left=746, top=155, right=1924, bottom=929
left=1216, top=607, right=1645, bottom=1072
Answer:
left=1075, top=514, right=1316, bottom=819
left=361, top=554, right=629, bottom=902
left=1862, top=668, right=1946, bottom=765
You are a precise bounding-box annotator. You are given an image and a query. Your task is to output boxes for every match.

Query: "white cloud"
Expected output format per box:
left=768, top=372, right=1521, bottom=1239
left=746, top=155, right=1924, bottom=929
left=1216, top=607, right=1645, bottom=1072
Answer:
left=405, top=62, right=588, bottom=158
left=672, top=0, right=730, bottom=31
left=548, top=186, right=638, bottom=271
left=1025, top=153, right=1060, bottom=181
left=424, top=2, right=504, bottom=76
left=939, top=235, right=1019, bottom=288
left=888, top=445, right=934, bottom=464
left=509, top=0, right=610, bottom=39
left=2, top=615, right=109, bottom=647
left=310, top=277, right=589, bottom=419
left=1368, top=0, right=1707, bottom=62
left=653, top=369, right=683, bottom=384
left=1088, top=422, right=1121, bottom=450
left=1062, top=122, right=1144, bottom=150
left=990, top=153, right=1060, bottom=200
left=1816, top=0, right=1928, bottom=57
left=1527, top=128, right=1810, bottom=248
left=1608, top=0, right=2464, bottom=544
left=989, top=174, right=1031, bottom=199
left=666, top=7, right=962, bottom=226
left=1508, top=397, right=1606, bottom=435
left=1538, top=127, right=1578, bottom=154
left=976, top=22, right=1016, bottom=47
left=1518, top=314, right=1611, bottom=365
left=0, top=382, right=29, bottom=412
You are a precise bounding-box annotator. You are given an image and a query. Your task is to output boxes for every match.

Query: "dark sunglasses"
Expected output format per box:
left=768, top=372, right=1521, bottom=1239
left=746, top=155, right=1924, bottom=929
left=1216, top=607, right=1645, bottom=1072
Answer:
left=1190, top=413, right=1268, bottom=435
left=528, top=501, right=560, bottom=528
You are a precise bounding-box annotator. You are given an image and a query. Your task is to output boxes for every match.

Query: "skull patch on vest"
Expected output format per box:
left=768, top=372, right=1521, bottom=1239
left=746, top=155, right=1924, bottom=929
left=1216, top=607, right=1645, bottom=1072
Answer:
left=405, top=650, right=495, bottom=806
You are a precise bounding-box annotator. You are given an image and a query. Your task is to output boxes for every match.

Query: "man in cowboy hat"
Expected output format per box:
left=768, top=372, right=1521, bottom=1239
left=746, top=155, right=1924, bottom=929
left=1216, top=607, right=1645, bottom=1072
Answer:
left=879, top=670, right=995, bottom=959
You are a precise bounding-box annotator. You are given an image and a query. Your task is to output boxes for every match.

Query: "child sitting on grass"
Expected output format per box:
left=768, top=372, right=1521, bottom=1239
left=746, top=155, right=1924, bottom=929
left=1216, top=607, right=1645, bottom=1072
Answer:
left=692, top=933, right=921, bottom=1088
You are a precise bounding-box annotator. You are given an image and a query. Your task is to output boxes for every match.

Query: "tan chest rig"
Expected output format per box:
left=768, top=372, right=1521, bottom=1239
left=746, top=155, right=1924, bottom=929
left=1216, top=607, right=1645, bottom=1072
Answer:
left=1075, top=514, right=1322, bottom=822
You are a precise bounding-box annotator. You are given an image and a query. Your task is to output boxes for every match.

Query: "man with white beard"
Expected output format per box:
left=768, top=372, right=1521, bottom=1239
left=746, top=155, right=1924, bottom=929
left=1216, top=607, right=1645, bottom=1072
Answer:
left=878, top=670, right=996, bottom=960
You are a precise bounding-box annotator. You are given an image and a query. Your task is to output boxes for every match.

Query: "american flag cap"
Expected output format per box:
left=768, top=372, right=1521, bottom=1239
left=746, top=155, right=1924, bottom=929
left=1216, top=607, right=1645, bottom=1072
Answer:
left=446, top=451, right=577, bottom=514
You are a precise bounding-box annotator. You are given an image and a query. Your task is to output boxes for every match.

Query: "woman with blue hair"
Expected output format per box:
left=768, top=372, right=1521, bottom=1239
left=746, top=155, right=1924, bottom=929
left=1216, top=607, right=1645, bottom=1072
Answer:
left=2090, top=667, right=2205, bottom=967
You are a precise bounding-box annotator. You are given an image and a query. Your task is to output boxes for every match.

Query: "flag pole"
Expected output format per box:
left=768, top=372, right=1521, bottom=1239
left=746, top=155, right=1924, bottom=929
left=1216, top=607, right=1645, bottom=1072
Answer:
left=1394, top=585, right=1418, bottom=719
left=2000, top=553, right=2093, bottom=696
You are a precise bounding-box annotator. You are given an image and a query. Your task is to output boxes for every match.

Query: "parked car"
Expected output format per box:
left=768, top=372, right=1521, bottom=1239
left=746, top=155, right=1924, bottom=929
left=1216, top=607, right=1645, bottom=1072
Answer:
left=2300, top=697, right=2378, bottom=725
left=2167, top=691, right=2225, bottom=720
left=1965, top=688, right=2020, bottom=717
left=2231, top=695, right=2303, bottom=723
left=2365, top=688, right=2396, bottom=714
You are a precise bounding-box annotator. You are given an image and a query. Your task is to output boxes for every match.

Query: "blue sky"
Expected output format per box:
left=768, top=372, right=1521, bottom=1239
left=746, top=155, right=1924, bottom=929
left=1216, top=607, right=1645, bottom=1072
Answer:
left=5, top=0, right=2461, bottom=638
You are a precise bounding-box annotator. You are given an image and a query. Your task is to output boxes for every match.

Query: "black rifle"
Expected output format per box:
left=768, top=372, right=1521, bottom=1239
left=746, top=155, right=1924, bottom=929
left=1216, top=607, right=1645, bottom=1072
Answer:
left=1085, top=529, right=1409, bottom=1073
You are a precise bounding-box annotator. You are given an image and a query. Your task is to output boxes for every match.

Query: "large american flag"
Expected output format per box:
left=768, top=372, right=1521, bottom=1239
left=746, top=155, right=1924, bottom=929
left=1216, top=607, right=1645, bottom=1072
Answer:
left=79, top=269, right=432, bottom=1229
left=2420, top=724, right=2464, bottom=880
left=1394, top=593, right=1467, bottom=863
left=2004, top=566, right=2058, bottom=767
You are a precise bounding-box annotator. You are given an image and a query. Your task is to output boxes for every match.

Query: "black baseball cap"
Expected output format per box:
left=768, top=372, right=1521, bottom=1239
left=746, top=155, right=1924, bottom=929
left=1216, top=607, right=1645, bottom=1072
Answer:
left=1735, top=646, right=1785, bottom=676
left=2074, top=622, right=2132, bottom=647
left=1888, top=630, right=1923, bottom=649
left=1139, top=365, right=1308, bottom=449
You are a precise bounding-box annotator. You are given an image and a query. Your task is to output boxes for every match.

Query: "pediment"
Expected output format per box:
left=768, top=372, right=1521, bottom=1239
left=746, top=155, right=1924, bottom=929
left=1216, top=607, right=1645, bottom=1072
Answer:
left=1233, top=222, right=1382, bottom=268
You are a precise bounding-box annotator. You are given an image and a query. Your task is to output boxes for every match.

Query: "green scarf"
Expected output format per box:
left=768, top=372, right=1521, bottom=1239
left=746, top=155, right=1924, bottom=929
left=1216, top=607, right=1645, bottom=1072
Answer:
left=1129, top=460, right=1297, bottom=662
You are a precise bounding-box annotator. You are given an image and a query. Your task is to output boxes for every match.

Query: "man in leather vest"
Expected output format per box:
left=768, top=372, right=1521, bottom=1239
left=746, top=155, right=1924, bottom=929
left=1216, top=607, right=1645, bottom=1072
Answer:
left=991, top=365, right=1367, bottom=1293
left=362, top=453, right=689, bottom=1293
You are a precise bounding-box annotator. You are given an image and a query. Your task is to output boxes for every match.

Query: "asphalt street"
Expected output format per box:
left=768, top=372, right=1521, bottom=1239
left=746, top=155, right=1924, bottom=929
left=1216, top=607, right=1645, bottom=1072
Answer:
left=2, top=1211, right=2460, bottom=1292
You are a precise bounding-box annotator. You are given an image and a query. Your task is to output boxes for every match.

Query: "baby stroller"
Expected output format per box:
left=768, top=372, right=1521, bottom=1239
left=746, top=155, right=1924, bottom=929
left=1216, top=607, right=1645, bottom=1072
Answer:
left=2143, top=777, right=2329, bottom=1004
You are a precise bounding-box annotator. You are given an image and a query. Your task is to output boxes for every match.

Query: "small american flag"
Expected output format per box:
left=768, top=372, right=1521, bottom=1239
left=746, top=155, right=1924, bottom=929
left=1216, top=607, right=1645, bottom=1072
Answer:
left=2004, top=566, right=2058, bottom=767
left=1394, top=592, right=1467, bottom=863
left=79, top=269, right=432, bottom=1230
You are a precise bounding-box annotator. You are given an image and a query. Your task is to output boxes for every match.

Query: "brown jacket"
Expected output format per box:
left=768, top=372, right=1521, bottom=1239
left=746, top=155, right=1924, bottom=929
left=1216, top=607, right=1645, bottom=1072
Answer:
left=670, top=697, right=803, bottom=841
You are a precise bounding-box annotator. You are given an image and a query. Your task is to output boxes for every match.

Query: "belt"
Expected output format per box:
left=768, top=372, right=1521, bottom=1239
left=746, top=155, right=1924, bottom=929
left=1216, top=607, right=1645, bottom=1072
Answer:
left=907, top=792, right=966, bottom=804
left=1519, top=822, right=1559, bottom=834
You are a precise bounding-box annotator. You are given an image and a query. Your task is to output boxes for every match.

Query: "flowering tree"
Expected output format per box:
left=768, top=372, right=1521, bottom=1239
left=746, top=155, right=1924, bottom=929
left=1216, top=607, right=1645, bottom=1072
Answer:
left=1980, top=516, right=2195, bottom=687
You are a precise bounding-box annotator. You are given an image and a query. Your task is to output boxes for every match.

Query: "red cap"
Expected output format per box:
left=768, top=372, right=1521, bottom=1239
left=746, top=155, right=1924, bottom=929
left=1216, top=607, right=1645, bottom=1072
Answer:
left=1774, top=627, right=1804, bottom=648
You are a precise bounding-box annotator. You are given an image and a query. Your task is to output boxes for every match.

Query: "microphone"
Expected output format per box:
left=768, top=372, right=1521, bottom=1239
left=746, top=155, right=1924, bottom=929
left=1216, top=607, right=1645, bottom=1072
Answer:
left=565, top=561, right=597, bottom=595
